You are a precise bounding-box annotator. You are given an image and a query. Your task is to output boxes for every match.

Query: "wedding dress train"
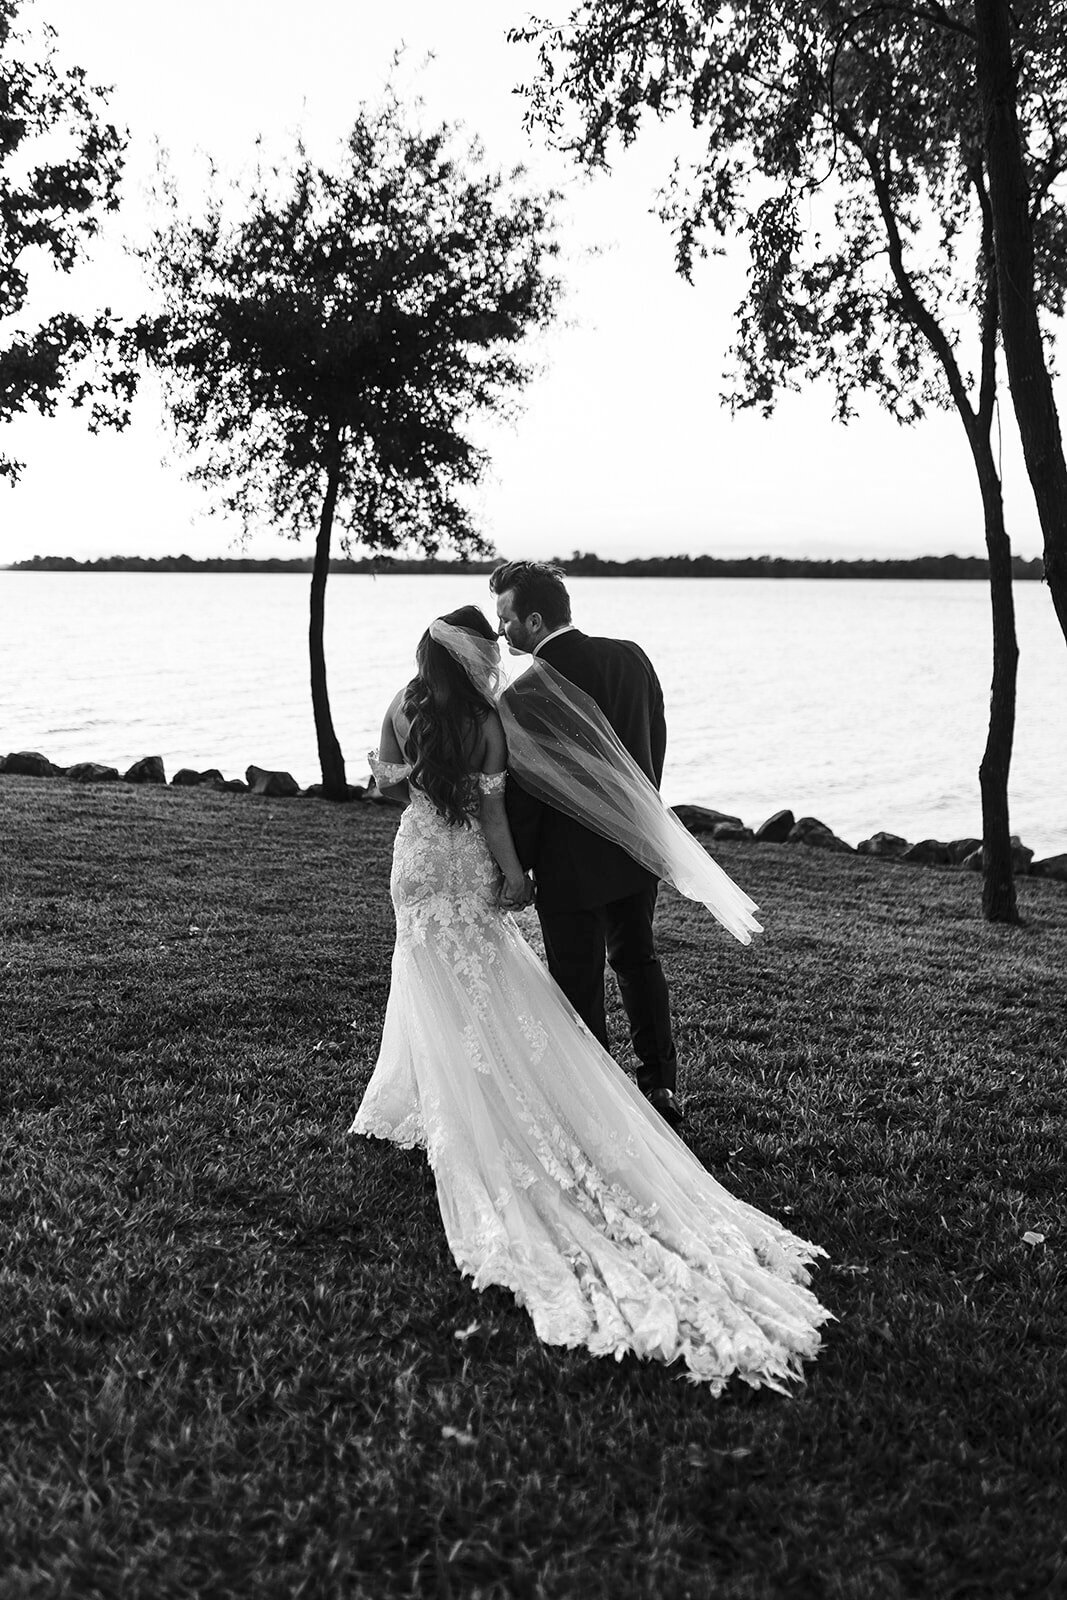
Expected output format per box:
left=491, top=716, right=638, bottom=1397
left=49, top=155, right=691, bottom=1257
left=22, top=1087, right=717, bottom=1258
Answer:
left=350, top=768, right=830, bottom=1392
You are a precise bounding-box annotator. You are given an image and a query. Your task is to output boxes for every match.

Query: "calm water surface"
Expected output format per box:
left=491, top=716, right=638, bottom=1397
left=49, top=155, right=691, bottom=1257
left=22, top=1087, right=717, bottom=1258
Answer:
left=1, top=572, right=1064, bottom=856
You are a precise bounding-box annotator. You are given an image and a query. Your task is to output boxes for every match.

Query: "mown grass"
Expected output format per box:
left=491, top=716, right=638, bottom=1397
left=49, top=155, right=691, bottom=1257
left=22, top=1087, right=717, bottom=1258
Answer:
left=1, top=774, right=1065, bottom=1600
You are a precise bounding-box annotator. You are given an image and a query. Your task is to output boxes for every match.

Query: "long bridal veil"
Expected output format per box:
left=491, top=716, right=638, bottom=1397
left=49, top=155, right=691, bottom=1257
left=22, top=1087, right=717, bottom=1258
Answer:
left=428, top=620, right=763, bottom=945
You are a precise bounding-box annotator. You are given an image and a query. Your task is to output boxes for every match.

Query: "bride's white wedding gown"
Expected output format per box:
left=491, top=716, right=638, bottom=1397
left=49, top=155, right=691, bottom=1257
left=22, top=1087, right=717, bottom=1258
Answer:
left=350, top=765, right=830, bottom=1392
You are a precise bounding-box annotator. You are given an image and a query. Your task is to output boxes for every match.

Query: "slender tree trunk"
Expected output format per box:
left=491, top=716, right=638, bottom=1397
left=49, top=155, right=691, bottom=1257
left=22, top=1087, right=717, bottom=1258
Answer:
left=970, top=437, right=1021, bottom=923
left=973, top=0, right=1067, bottom=646
left=310, top=431, right=348, bottom=800
left=862, top=148, right=1019, bottom=921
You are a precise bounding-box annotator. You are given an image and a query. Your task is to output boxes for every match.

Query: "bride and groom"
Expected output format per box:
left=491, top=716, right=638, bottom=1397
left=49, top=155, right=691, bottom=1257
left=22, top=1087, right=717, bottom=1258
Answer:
left=351, top=560, right=829, bottom=1391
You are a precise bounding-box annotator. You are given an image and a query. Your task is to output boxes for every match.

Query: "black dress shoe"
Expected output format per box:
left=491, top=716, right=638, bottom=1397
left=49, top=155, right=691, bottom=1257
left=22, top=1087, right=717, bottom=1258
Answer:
left=646, top=1087, right=686, bottom=1132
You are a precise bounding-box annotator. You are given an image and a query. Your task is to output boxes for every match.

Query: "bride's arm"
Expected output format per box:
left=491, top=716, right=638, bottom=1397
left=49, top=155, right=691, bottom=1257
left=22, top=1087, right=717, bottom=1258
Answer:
left=478, top=711, right=527, bottom=904
left=370, top=692, right=410, bottom=802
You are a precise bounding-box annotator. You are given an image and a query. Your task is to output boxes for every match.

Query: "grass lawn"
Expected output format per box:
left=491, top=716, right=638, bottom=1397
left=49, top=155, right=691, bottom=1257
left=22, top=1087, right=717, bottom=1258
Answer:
left=1, top=774, right=1065, bottom=1600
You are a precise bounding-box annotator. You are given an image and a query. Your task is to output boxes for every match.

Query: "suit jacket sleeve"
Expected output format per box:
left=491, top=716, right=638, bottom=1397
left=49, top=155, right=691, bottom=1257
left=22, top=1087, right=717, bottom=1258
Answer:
left=504, top=773, right=543, bottom=870
left=650, top=671, right=667, bottom=788
left=622, top=641, right=667, bottom=788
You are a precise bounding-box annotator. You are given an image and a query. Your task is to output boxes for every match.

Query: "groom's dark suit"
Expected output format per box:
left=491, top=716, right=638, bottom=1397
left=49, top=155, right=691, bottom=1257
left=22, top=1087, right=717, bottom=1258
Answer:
left=504, top=628, right=679, bottom=1096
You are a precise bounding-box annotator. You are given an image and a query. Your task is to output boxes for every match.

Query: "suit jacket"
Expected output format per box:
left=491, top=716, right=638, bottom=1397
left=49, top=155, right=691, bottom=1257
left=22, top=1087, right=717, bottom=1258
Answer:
left=505, top=628, right=667, bottom=912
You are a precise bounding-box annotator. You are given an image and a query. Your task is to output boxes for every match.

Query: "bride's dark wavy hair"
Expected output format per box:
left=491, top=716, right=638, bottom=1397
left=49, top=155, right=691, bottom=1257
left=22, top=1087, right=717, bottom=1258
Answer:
left=402, top=605, right=498, bottom=827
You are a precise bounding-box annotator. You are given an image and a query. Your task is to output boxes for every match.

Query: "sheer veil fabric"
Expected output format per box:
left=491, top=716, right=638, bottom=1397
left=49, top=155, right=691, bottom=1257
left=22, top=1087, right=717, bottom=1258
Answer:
left=427, top=620, right=762, bottom=944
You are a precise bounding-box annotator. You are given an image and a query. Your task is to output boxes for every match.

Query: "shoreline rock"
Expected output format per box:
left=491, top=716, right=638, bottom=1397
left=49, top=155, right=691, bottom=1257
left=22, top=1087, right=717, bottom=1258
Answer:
left=961, top=838, right=1035, bottom=875
left=710, top=822, right=755, bottom=842
left=787, top=816, right=854, bottom=853
left=755, top=809, right=794, bottom=843
left=245, top=764, right=300, bottom=798
left=670, top=804, right=743, bottom=834
left=303, top=781, right=366, bottom=800
left=67, top=761, right=120, bottom=784
left=857, top=832, right=909, bottom=858
left=124, top=756, right=166, bottom=784
left=2, top=754, right=1063, bottom=883
left=4, top=751, right=62, bottom=778
left=172, top=767, right=215, bottom=787
left=901, top=839, right=952, bottom=867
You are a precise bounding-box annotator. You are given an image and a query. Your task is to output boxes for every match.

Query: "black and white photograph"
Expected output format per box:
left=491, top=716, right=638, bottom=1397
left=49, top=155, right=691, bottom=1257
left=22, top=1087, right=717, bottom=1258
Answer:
left=2, top=1, right=1065, bottom=1596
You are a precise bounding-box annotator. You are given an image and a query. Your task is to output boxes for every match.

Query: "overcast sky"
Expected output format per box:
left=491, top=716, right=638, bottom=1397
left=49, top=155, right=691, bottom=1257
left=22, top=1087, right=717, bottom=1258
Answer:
left=2, top=0, right=1056, bottom=563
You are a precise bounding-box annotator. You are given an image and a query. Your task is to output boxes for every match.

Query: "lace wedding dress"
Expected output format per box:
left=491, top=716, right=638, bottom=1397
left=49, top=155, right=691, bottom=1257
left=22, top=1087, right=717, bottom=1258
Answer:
left=351, top=762, right=830, bottom=1392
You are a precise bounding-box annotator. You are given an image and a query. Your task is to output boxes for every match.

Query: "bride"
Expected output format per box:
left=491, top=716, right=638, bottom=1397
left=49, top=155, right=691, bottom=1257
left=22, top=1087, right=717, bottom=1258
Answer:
left=350, top=604, right=830, bottom=1391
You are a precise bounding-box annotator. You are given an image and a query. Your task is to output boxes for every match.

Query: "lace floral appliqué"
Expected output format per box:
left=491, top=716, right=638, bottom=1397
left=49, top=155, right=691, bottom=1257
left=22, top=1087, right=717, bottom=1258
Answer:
left=350, top=761, right=831, bottom=1389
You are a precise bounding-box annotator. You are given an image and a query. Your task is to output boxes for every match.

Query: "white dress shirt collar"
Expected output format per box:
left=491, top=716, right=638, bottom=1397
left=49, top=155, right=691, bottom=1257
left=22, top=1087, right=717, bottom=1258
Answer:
left=532, top=624, right=577, bottom=657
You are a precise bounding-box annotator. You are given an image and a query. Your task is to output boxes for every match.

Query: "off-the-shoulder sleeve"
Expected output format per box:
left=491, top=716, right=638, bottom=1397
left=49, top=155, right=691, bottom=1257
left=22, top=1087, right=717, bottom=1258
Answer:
left=369, top=750, right=411, bottom=786
left=478, top=770, right=507, bottom=795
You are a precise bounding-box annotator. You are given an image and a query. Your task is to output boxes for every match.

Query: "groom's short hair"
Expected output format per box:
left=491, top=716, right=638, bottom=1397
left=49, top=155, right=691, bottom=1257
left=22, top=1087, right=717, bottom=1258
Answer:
left=490, top=561, right=572, bottom=630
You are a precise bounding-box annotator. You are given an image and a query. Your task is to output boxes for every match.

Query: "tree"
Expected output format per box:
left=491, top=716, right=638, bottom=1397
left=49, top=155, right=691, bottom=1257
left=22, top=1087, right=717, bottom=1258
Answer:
left=509, top=0, right=1067, bottom=921
left=0, top=0, right=129, bottom=482
left=136, top=97, right=560, bottom=799
left=973, top=0, right=1067, bottom=647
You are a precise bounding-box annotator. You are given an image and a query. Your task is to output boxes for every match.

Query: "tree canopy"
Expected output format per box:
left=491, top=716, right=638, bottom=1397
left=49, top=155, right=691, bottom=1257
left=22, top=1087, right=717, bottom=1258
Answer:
left=0, top=0, right=128, bottom=481
left=137, top=96, right=561, bottom=794
left=509, top=0, right=1067, bottom=919
left=137, top=99, right=560, bottom=560
left=511, top=1, right=1067, bottom=634
left=513, top=2, right=1061, bottom=415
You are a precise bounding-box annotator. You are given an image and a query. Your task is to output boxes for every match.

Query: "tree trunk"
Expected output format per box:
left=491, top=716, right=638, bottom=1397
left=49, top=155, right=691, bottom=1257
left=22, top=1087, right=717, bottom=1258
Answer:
left=310, top=435, right=348, bottom=800
left=971, top=439, right=1021, bottom=923
left=863, top=136, right=1019, bottom=921
left=973, top=0, right=1067, bottom=647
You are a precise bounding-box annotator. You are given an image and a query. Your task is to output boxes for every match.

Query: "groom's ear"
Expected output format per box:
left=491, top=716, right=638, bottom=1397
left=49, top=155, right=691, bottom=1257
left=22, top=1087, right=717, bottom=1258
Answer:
left=527, top=611, right=543, bottom=633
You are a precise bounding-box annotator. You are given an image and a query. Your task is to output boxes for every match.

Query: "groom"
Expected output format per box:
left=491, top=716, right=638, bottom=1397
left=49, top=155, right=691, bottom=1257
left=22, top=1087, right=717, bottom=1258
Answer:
left=490, top=560, right=684, bottom=1131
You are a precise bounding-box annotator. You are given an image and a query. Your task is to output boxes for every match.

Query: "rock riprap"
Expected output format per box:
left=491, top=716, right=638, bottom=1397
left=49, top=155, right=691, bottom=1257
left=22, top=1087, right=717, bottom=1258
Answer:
left=4, top=751, right=62, bottom=777
left=66, top=762, right=119, bottom=783
left=245, top=765, right=300, bottom=798
left=124, top=756, right=166, bottom=784
left=711, top=822, right=755, bottom=841
left=1, top=754, right=1061, bottom=889
left=304, top=781, right=366, bottom=800
left=901, top=839, right=952, bottom=866
left=171, top=767, right=227, bottom=787
left=857, top=832, right=909, bottom=858
left=671, top=805, right=744, bottom=834
left=961, top=837, right=1035, bottom=874
left=755, top=809, right=795, bottom=843
left=787, top=816, right=854, bottom=852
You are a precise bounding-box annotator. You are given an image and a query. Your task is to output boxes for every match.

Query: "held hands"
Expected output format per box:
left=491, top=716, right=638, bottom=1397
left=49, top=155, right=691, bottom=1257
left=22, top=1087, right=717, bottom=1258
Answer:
left=499, top=871, right=535, bottom=911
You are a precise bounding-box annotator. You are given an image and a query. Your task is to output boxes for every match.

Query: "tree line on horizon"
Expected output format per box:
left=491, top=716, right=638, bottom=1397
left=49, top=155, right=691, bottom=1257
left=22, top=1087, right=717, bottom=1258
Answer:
left=5, top=0, right=1067, bottom=921
left=9, top=551, right=1047, bottom=579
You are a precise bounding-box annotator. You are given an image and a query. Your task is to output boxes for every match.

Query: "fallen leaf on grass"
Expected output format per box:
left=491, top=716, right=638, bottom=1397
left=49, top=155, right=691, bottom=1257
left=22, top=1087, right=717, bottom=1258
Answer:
left=1021, top=1231, right=1046, bottom=1246
left=453, top=1322, right=482, bottom=1342
left=441, top=1425, right=476, bottom=1446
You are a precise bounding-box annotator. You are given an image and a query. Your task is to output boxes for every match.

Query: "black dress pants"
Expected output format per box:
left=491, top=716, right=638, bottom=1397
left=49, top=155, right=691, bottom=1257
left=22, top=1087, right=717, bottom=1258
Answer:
left=537, top=882, right=679, bottom=1094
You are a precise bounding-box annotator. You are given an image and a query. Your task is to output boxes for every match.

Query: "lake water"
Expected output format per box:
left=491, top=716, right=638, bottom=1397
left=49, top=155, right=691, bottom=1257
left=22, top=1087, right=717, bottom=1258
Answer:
left=1, top=572, right=1065, bottom=857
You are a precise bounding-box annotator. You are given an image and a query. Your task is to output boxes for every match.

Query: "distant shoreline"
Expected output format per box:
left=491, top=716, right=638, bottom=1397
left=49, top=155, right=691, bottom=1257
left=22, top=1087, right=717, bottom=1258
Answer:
left=3, top=553, right=1047, bottom=579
